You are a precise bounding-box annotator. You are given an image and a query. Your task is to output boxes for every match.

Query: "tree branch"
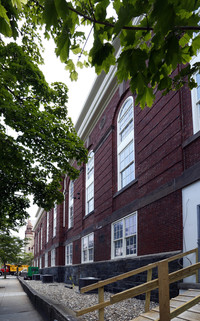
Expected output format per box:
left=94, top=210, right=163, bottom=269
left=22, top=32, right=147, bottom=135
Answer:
left=33, top=0, right=200, bottom=32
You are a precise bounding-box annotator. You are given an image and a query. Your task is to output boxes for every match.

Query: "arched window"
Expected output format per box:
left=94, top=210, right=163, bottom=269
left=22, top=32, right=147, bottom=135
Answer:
left=191, top=71, right=200, bottom=134
left=86, top=150, right=94, bottom=215
left=68, top=180, right=74, bottom=229
left=117, top=97, right=135, bottom=190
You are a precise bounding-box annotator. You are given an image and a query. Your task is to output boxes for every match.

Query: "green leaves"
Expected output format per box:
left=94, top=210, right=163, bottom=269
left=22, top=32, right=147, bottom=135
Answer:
left=1, top=0, right=200, bottom=111
left=0, top=4, right=12, bottom=37
left=0, top=232, right=25, bottom=268
left=0, top=39, right=88, bottom=231
left=42, top=0, right=58, bottom=30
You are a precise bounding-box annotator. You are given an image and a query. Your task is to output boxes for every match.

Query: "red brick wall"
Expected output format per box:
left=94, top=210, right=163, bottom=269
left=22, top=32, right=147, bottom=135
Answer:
left=34, top=74, right=200, bottom=266
left=138, top=190, right=182, bottom=255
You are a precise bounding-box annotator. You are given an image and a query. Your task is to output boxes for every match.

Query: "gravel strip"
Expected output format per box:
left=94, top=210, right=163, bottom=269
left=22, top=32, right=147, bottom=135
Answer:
left=25, top=280, right=157, bottom=321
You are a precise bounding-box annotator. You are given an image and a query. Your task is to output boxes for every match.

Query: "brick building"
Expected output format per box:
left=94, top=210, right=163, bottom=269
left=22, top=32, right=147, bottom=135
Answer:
left=33, top=45, right=200, bottom=294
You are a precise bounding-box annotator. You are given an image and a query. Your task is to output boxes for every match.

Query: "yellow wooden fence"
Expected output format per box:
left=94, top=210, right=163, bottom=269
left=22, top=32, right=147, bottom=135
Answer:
left=75, top=248, right=199, bottom=321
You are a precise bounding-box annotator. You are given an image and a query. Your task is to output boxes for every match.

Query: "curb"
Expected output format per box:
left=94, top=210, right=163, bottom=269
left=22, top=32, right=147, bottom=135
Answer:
left=18, top=277, right=81, bottom=321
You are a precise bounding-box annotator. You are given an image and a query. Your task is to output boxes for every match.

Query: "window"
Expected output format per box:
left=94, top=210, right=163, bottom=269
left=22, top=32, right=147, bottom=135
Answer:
left=63, top=176, right=67, bottom=227
left=53, top=204, right=57, bottom=238
left=51, top=249, right=56, bottom=267
left=117, top=97, right=135, bottom=190
left=45, top=252, right=48, bottom=267
left=81, top=233, right=94, bottom=263
left=37, top=232, right=39, bottom=253
left=46, top=212, right=49, bottom=243
left=111, top=212, right=137, bottom=259
left=40, top=227, right=42, bottom=250
left=65, top=243, right=73, bottom=265
left=191, top=72, right=200, bottom=134
left=86, top=151, right=94, bottom=215
left=68, top=181, right=74, bottom=229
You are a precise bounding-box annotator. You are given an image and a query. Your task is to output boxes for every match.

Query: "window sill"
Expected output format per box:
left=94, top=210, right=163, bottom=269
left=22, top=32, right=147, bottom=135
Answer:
left=113, top=179, right=138, bottom=199
left=182, top=130, right=200, bottom=148
left=83, top=210, right=94, bottom=219
left=68, top=227, right=73, bottom=231
left=111, top=254, right=137, bottom=260
left=81, top=260, right=94, bottom=264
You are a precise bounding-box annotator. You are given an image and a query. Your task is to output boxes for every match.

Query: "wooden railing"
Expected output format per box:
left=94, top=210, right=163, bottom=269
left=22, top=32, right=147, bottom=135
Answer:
left=75, top=248, right=199, bottom=321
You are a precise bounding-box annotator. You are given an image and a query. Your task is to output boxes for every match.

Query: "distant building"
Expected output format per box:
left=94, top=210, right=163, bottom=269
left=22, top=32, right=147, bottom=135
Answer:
left=24, top=220, right=34, bottom=254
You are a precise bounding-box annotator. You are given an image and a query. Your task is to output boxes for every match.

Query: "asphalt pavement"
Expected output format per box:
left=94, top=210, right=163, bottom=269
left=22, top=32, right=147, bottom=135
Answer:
left=0, top=276, right=45, bottom=321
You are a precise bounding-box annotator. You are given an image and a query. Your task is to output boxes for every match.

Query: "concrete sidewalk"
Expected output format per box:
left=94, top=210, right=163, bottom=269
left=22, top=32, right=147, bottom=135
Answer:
left=0, top=276, right=45, bottom=321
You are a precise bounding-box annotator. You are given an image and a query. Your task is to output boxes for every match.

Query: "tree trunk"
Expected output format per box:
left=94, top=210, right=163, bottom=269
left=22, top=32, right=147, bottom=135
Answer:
left=3, top=263, right=6, bottom=279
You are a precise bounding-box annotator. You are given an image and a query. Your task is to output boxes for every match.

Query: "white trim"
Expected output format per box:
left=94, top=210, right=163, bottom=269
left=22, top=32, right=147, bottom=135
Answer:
left=51, top=248, right=56, bottom=267
left=85, top=151, right=94, bottom=215
left=68, top=181, right=74, bottom=228
left=111, top=212, right=137, bottom=259
left=81, top=233, right=94, bottom=263
left=63, top=176, right=67, bottom=227
left=46, top=212, right=49, bottom=243
left=53, top=204, right=57, bottom=238
left=75, top=38, right=121, bottom=141
left=44, top=252, right=48, bottom=267
left=40, top=227, right=42, bottom=250
left=190, top=52, right=200, bottom=134
left=65, top=243, right=73, bottom=265
left=117, top=97, right=135, bottom=190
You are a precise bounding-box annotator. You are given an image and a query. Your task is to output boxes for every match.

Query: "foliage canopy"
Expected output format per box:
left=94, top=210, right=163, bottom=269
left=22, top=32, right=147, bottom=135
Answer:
left=2, top=0, right=199, bottom=108
left=0, top=0, right=88, bottom=231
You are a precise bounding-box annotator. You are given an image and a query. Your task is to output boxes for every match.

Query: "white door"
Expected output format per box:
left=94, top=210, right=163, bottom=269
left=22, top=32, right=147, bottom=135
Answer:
left=182, top=181, right=200, bottom=283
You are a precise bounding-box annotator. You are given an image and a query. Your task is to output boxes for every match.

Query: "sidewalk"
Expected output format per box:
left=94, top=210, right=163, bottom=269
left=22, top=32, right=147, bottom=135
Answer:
left=0, top=276, right=45, bottom=321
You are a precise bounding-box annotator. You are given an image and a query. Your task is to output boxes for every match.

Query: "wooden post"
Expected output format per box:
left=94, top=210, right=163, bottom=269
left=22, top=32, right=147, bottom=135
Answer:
left=195, top=247, right=199, bottom=283
left=98, top=286, right=104, bottom=321
left=158, top=261, right=170, bottom=321
left=145, top=268, right=152, bottom=312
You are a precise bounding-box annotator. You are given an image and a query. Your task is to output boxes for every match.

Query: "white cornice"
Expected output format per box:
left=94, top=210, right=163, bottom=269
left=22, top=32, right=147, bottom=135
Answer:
left=75, top=38, right=121, bottom=142
left=33, top=207, right=45, bottom=231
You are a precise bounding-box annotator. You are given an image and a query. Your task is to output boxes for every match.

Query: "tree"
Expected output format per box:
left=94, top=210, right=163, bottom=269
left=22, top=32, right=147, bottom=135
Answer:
left=0, top=231, right=24, bottom=278
left=16, top=251, right=34, bottom=266
left=5, top=0, right=200, bottom=109
left=0, top=1, right=88, bottom=231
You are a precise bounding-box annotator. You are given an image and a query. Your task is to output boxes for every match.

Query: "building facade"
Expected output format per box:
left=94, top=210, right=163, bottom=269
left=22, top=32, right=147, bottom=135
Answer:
left=33, top=50, right=200, bottom=295
left=24, top=220, right=34, bottom=254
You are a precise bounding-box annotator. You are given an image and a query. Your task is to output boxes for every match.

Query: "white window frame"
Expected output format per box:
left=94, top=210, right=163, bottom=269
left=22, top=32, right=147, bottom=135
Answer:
left=111, top=212, right=137, bottom=259
left=51, top=248, right=56, bottom=267
left=63, top=176, right=67, bottom=227
left=39, top=257, right=42, bottom=269
left=191, top=65, right=200, bottom=133
left=117, top=97, right=135, bottom=191
left=45, top=252, right=48, bottom=267
left=65, top=243, right=73, bottom=265
left=190, top=23, right=200, bottom=134
left=53, top=204, right=57, bottom=238
left=46, top=212, right=49, bottom=243
left=85, top=151, right=94, bottom=215
left=37, top=232, right=39, bottom=253
left=40, top=227, right=42, bottom=250
left=81, top=233, right=94, bottom=263
left=68, top=181, right=74, bottom=229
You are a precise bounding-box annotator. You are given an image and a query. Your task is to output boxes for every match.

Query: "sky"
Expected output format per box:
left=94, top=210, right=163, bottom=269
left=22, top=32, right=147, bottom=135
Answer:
left=16, top=35, right=96, bottom=238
